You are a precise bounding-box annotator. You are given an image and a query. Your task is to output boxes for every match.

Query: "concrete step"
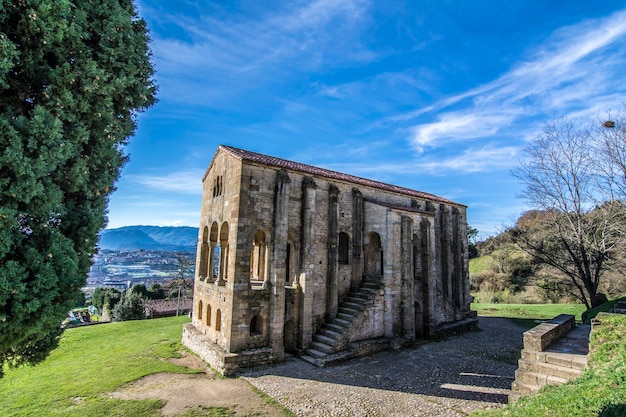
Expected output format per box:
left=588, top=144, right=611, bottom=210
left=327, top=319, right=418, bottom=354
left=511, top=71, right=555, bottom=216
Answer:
left=515, top=369, right=569, bottom=387
left=518, top=359, right=583, bottom=380
left=314, top=333, right=338, bottom=345
left=311, top=341, right=334, bottom=354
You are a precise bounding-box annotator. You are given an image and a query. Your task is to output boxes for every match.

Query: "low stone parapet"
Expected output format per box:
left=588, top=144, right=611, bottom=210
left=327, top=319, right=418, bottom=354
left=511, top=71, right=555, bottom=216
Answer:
left=522, top=314, right=575, bottom=352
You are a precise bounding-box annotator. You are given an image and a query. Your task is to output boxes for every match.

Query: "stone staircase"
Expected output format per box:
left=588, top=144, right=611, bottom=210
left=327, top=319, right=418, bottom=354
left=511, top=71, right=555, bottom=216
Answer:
left=301, top=278, right=383, bottom=366
left=509, top=315, right=590, bottom=403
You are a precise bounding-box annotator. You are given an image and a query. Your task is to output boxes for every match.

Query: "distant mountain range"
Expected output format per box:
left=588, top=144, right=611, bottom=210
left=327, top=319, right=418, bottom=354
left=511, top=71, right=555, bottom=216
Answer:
left=99, top=226, right=199, bottom=252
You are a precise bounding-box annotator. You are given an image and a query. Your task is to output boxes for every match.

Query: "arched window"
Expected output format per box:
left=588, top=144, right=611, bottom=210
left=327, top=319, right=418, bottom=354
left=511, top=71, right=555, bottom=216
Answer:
left=199, top=226, right=209, bottom=279
left=219, top=222, right=229, bottom=281
left=250, top=230, right=268, bottom=281
left=212, top=176, right=224, bottom=197
left=338, top=232, right=350, bottom=264
left=209, top=222, right=219, bottom=280
left=206, top=304, right=211, bottom=326
left=215, top=309, right=222, bottom=331
left=250, top=315, right=263, bottom=335
left=197, top=300, right=203, bottom=321
left=213, top=244, right=221, bottom=279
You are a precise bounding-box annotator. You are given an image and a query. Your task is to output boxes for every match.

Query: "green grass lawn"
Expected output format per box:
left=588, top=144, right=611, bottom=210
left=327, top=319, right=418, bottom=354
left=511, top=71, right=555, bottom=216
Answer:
left=472, top=302, right=587, bottom=321
left=0, top=316, right=200, bottom=417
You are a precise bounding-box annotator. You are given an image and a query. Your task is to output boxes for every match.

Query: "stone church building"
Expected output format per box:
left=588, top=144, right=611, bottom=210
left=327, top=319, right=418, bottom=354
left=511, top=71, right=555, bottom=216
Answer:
left=182, top=145, right=476, bottom=375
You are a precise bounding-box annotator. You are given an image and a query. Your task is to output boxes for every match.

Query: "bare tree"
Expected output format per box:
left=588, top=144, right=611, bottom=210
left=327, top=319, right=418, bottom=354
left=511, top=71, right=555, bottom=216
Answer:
left=596, top=109, right=626, bottom=201
left=510, top=117, right=626, bottom=308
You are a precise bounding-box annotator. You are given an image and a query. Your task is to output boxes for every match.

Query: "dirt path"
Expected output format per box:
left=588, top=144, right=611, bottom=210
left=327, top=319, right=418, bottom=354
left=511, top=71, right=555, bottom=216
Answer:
left=109, top=351, right=285, bottom=416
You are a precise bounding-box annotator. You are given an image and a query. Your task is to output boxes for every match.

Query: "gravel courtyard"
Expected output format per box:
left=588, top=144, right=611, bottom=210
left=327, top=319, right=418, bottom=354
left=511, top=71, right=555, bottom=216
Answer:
left=242, top=317, right=526, bottom=417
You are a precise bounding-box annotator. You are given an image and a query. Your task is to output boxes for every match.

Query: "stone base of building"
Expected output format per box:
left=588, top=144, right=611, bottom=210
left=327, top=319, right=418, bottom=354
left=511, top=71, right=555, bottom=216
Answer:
left=182, top=323, right=278, bottom=376
left=429, top=315, right=479, bottom=339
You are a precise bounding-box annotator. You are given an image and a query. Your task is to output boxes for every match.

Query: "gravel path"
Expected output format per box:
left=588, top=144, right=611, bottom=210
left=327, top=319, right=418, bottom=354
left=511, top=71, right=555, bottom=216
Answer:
left=243, top=317, right=526, bottom=417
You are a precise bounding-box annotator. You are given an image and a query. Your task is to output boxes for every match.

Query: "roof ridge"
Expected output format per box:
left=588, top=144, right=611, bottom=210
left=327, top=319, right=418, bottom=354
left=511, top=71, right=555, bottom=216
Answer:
left=217, top=144, right=463, bottom=207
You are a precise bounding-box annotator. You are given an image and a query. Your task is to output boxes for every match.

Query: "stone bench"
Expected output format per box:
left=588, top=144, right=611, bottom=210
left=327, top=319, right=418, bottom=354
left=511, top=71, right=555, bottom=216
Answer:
left=523, top=314, right=575, bottom=352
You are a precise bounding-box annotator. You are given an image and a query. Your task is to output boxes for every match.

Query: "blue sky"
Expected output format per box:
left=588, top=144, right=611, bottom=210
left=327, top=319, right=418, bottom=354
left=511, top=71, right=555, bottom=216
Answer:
left=107, top=0, right=626, bottom=238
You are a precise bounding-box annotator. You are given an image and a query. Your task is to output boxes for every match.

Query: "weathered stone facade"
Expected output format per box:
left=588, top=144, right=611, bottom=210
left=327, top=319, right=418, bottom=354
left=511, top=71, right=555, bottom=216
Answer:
left=182, top=145, right=477, bottom=375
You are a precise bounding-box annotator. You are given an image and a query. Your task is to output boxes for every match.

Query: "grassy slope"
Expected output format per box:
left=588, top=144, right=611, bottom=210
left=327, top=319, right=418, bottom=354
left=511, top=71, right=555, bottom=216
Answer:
left=472, top=303, right=587, bottom=321
left=1, top=316, right=199, bottom=417
left=469, top=255, right=493, bottom=274
left=473, top=313, right=626, bottom=417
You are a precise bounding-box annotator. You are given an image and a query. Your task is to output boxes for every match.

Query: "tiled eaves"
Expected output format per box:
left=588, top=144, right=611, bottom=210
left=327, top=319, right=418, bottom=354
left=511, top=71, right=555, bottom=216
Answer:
left=215, top=145, right=465, bottom=208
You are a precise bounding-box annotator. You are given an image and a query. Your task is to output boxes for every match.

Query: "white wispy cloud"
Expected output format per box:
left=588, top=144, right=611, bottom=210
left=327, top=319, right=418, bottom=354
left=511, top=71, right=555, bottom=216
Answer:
left=409, top=112, right=517, bottom=152
left=405, top=8, right=626, bottom=150
left=126, top=170, right=205, bottom=195
left=416, top=146, right=521, bottom=174
left=143, top=0, right=373, bottom=104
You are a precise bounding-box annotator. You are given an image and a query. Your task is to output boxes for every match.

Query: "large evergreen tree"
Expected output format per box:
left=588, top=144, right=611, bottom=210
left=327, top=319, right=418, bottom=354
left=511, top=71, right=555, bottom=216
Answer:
left=0, top=0, right=156, bottom=376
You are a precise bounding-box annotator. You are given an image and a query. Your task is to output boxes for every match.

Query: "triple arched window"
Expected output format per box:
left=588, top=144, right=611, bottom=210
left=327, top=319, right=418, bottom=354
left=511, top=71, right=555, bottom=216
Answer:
left=198, top=221, right=230, bottom=281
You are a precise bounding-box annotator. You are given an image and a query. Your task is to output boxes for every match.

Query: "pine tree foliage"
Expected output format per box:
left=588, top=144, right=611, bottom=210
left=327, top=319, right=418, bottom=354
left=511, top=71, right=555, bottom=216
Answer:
left=0, top=0, right=156, bottom=376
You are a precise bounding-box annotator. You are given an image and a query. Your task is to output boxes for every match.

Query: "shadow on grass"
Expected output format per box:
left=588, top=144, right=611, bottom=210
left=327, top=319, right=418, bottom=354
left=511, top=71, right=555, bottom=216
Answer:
left=598, top=403, right=626, bottom=417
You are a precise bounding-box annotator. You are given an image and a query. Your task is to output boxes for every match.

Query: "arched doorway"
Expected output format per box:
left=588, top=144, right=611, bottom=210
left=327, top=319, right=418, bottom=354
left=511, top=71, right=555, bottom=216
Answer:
left=364, top=232, right=383, bottom=278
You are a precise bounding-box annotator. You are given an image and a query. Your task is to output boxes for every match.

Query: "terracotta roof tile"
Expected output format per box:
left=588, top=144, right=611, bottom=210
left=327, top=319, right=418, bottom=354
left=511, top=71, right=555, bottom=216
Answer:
left=219, top=145, right=463, bottom=207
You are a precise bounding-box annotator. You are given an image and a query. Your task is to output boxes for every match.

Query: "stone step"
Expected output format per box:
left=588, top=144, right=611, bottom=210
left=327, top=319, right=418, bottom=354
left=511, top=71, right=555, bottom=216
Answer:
left=508, top=390, right=524, bottom=404
left=511, top=379, right=539, bottom=395
left=311, top=341, right=334, bottom=354
left=337, top=312, right=356, bottom=321
left=306, top=348, right=327, bottom=359
left=319, top=327, right=342, bottom=340
left=326, top=322, right=346, bottom=333
left=342, top=301, right=365, bottom=310
left=515, top=369, right=569, bottom=387
left=299, top=355, right=318, bottom=365
left=314, top=333, right=338, bottom=345
left=521, top=350, right=588, bottom=371
left=339, top=306, right=361, bottom=316
left=518, top=359, right=583, bottom=380
left=348, top=292, right=369, bottom=301
left=359, top=287, right=378, bottom=295
left=334, top=318, right=351, bottom=327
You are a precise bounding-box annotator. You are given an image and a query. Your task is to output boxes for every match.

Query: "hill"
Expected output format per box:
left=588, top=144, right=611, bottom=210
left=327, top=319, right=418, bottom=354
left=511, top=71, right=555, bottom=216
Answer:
left=99, top=226, right=199, bottom=252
